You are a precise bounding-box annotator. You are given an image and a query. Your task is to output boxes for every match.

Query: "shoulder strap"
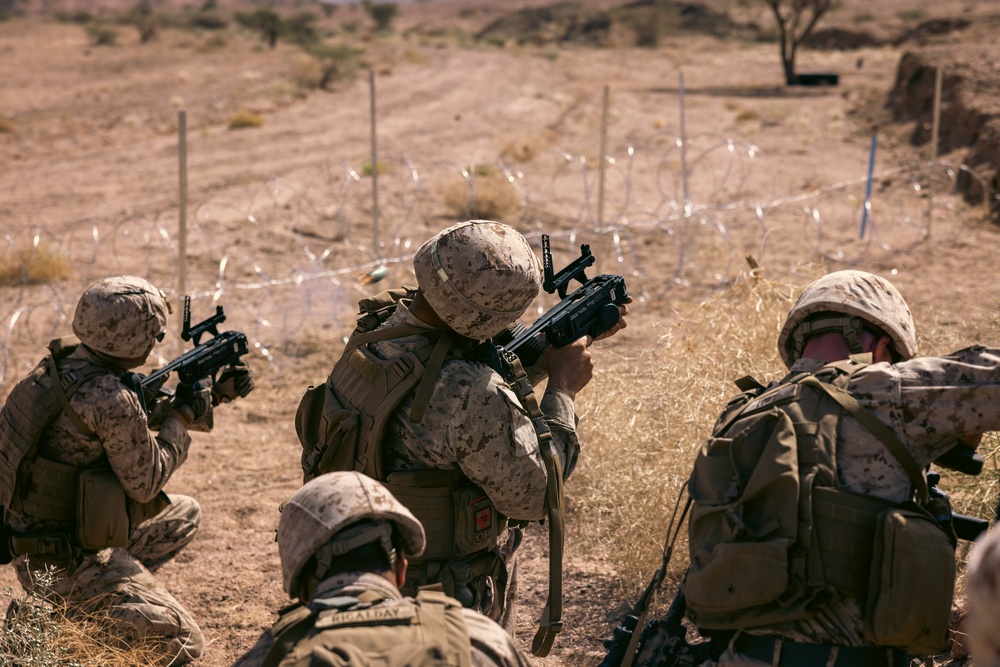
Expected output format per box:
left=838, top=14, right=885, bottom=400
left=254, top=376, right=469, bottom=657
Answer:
left=414, top=590, right=473, bottom=667
left=261, top=605, right=317, bottom=667
left=796, top=374, right=929, bottom=503
left=45, top=355, right=96, bottom=438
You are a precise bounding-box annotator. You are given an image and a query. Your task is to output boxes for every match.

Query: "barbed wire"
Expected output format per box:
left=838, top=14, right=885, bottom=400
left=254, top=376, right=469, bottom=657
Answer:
left=0, top=133, right=986, bottom=393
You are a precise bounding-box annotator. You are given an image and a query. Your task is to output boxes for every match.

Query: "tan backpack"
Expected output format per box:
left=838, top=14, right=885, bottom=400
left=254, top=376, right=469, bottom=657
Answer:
left=685, top=357, right=956, bottom=655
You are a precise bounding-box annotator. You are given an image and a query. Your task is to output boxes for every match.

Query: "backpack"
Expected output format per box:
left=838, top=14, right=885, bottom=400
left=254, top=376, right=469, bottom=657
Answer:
left=262, top=588, right=473, bottom=667
left=684, top=357, right=956, bottom=654
left=295, top=287, right=451, bottom=482
left=0, top=337, right=105, bottom=512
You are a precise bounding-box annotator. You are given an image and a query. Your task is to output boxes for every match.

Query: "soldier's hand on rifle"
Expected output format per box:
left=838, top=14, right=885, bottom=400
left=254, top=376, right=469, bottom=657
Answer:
left=212, top=361, right=254, bottom=405
left=594, top=296, right=633, bottom=342
left=173, top=378, right=214, bottom=432
left=546, top=337, right=594, bottom=400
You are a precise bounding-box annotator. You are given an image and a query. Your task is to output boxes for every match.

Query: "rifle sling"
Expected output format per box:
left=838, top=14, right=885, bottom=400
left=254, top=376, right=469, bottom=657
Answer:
left=46, top=355, right=96, bottom=437
left=494, top=348, right=564, bottom=657
left=410, top=332, right=453, bottom=424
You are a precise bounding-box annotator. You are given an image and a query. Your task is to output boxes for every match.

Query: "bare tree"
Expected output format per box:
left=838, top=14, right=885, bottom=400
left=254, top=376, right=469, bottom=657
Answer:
left=764, top=0, right=832, bottom=85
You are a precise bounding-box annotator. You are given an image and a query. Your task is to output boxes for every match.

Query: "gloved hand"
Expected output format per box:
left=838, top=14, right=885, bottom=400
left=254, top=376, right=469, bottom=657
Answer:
left=173, top=378, right=214, bottom=431
left=212, top=361, right=254, bottom=405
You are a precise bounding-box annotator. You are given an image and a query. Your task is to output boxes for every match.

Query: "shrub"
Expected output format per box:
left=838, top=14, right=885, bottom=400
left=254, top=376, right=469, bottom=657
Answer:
left=86, top=23, right=119, bottom=46
left=188, top=11, right=228, bottom=30
left=0, top=116, right=14, bottom=134
left=235, top=8, right=282, bottom=48
left=54, top=10, right=93, bottom=24
left=441, top=165, right=520, bottom=222
left=362, top=1, right=398, bottom=31
left=0, top=239, right=71, bottom=286
left=301, top=42, right=365, bottom=89
left=228, top=110, right=265, bottom=129
left=1, top=566, right=165, bottom=665
left=283, top=11, right=320, bottom=46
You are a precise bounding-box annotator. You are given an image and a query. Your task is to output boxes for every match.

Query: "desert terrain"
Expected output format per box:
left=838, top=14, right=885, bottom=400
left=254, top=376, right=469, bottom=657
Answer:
left=2, top=0, right=1000, bottom=664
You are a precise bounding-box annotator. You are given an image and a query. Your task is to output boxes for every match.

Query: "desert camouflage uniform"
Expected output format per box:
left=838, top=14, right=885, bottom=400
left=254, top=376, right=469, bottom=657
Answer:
left=966, top=525, right=1000, bottom=667
left=231, top=571, right=532, bottom=667
left=371, top=301, right=579, bottom=632
left=709, top=346, right=1000, bottom=665
left=8, top=344, right=204, bottom=665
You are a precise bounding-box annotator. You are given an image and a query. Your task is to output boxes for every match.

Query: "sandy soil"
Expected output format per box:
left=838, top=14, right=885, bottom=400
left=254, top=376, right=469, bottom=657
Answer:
left=2, top=1, right=1000, bottom=665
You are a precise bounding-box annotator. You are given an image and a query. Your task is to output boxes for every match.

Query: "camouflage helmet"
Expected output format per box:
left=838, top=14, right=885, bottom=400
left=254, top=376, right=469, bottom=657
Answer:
left=777, top=270, right=917, bottom=369
left=277, top=472, right=425, bottom=598
left=966, top=528, right=1000, bottom=666
left=72, top=276, right=169, bottom=361
left=413, top=220, right=541, bottom=340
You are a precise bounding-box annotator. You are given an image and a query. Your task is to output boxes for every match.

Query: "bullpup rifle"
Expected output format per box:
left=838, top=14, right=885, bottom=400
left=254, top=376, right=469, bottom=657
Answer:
left=124, top=296, right=250, bottom=415
left=494, top=234, right=629, bottom=367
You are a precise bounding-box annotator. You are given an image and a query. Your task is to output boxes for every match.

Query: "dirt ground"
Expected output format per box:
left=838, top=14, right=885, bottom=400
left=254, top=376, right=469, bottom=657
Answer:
left=2, top=0, right=1000, bottom=665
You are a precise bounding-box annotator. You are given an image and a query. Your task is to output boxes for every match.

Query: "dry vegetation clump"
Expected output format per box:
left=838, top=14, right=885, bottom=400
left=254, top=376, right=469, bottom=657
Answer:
left=1, top=567, right=164, bottom=667
left=571, top=269, right=798, bottom=595
left=0, top=240, right=71, bottom=286
left=228, top=110, right=265, bottom=130
left=441, top=165, right=522, bottom=223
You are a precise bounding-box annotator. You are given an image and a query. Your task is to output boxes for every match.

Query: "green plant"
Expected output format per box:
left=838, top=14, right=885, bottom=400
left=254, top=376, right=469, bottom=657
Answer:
left=362, top=1, right=398, bottom=31
left=228, top=110, right=265, bottom=129
left=361, top=161, right=389, bottom=176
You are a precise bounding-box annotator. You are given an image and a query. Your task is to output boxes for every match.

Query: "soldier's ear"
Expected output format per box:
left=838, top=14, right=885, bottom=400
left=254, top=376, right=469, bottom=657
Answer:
left=873, top=335, right=895, bottom=364
left=393, top=554, right=408, bottom=588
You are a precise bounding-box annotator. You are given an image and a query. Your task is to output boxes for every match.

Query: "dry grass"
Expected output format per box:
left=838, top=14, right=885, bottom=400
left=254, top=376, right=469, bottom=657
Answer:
left=0, top=239, right=71, bottom=286
left=1, top=568, right=165, bottom=667
left=440, top=165, right=521, bottom=222
left=571, top=268, right=798, bottom=597
left=571, top=265, right=1000, bottom=608
left=228, top=110, right=265, bottom=130
left=0, top=116, right=14, bottom=134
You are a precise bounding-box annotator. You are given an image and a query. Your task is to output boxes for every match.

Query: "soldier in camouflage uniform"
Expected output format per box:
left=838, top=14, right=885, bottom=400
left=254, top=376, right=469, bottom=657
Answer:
left=1, top=276, right=254, bottom=665
left=232, top=471, right=533, bottom=667
left=685, top=270, right=1000, bottom=667
left=303, top=220, right=629, bottom=636
left=964, top=527, right=1000, bottom=667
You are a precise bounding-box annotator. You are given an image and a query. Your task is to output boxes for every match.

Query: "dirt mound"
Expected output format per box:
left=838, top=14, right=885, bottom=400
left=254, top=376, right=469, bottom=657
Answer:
left=474, top=0, right=757, bottom=47
left=892, top=17, right=971, bottom=46
left=888, top=20, right=1000, bottom=215
left=803, top=27, right=883, bottom=51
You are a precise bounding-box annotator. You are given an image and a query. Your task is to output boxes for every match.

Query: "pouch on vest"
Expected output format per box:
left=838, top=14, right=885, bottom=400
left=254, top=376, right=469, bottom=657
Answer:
left=453, top=485, right=499, bottom=556
left=864, top=504, right=955, bottom=654
left=685, top=407, right=803, bottom=626
left=297, top=381, right=361, bottom=482
left=76, top=468, right=129, bottom=551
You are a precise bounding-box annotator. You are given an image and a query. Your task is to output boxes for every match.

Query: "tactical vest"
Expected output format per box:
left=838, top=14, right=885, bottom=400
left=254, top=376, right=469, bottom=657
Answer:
left=295, top=288, right=505, bottom=584
left=685, top=357, right=956, bottom=655
left=261, top=588, right=474, bottom=667
left=0, top=338, right=164, bottom=562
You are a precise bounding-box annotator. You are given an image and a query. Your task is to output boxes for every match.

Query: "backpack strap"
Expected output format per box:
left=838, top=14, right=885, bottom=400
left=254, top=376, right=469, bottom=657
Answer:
left=414, top=589, right=473, bottom=667
left=261, top=604, right=317, bottom=667
left=796, top=375, right=929, bottom=504
left=46, top=355, right=96, bottom=437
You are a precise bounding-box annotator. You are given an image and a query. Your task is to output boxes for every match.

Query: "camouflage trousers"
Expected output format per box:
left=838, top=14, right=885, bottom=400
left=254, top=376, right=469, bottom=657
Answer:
left=15, top=493, right=204, bottom=666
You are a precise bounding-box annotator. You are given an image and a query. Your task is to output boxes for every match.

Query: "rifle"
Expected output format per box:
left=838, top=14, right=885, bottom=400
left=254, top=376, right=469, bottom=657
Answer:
left=599, top=487, right=696, bottom=667
left=494, top=234, right=629, bottom=367
left=124, top=297, right=250, bottom=415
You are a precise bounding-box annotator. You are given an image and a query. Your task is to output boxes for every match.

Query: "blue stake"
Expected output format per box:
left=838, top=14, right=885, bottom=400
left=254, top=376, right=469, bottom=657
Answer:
left=860, top=135, right=877, bottom=239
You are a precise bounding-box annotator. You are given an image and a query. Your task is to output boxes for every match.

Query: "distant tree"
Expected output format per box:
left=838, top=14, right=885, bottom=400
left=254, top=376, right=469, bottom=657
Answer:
left=763, top=0, right=832, bottom=85
left=362, top=1, right=398, bottom=31
left=236, top=7, right=282, bottom=48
